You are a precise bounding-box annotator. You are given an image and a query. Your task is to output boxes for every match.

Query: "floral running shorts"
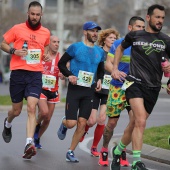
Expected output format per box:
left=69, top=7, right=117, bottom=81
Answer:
left=106, top=84, right=129, bottom=118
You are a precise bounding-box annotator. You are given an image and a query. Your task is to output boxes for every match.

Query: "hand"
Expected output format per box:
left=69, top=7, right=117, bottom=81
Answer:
left=59, top=72, right=65, bottom=80
left=42, top=53, right=50, bottom=62
left=111, top=68, right=127, bottom=82
left=68, top=75, right=78, bottom=85
left=95, top=79, right=102, bottom=91
left=162, top=61, right=170, bottom=72
left=14, top=49, right=28, bottom=57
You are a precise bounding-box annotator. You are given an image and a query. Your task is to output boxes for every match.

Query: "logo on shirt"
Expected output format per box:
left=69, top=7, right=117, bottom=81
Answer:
left=133, top=40, right=165, bottom=55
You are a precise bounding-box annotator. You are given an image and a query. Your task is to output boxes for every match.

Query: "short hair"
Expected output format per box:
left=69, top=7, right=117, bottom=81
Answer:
left=129, top=16, right=145, bottom=26
left=28, top=1, right=42, bottom=10
left=147, top=4, right=165, bottom=16
left=98, top=28, right=120, bottom=47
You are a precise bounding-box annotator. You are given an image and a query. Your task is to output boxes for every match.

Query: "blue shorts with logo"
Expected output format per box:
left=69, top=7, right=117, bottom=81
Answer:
left=10, top=70, right=42, bottom=103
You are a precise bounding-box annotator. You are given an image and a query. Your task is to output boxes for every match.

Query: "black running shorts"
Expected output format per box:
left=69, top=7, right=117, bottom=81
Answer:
left=65, top=83, right=93, bottom=120
left=125, top=82, right=161, bottom=114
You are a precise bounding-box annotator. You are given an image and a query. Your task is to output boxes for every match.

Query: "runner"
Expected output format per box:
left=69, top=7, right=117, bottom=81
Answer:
left=57, top=21, right=105, bottom=162
left=79, top=28, right=119, bottom=158
left=34, top=35, right=64, bottom=149
left=98, top=16, right=145, bottom=167
left=110, top=4, right=170, bottom=170
left=0, top=1, right=50, bottom=159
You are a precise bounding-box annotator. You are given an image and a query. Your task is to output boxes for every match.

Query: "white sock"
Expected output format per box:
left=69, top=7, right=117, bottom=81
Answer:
left=26, top=138, right=34, bottom=145
left=5, top=120, right=12, bottom=128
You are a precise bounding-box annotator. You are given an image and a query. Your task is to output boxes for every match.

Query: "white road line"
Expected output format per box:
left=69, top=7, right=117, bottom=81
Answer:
left=79, top=136, right=157, bottom=170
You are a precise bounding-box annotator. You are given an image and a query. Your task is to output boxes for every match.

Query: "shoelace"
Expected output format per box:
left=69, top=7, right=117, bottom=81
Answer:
left=5, top=127, right=11, bottom=135
left=137, top=162, right=146, bottom=168
left=121, top=151, right=126, bottom=160
left=62, top=126, right=67, bottom=133
left=102, top=152, right=108, bottom=161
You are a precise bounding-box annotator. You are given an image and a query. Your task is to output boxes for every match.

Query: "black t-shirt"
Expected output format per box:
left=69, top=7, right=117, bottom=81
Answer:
left=121, top=30, right=170, bottom=87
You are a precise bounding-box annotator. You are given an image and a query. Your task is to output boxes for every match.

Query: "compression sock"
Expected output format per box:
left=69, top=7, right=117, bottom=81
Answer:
left=92, top=124, right=105, bottom=148
left=132, top=150, right=141, bottom=166
left=85, top=124, right=90, bottom=132
left=114, top=141, right=126, bottom=155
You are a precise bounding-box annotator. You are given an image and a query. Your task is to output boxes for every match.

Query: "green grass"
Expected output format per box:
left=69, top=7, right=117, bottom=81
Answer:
left=143, top=125, right=170, bottom=150
left=0, top=95, right=65, bottom=105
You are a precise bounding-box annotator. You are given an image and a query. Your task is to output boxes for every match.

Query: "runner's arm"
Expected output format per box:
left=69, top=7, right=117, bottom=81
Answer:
left=97, top=61, right=104, bottom=80
left=0, top=40, right=16, bottom=54
left=105, top=54, right=114, bottom=73
left=58, top=52, right=74, bottom=77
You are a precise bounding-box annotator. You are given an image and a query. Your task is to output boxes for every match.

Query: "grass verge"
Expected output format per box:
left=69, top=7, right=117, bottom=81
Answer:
left=143, top=124, right=170, bottom=150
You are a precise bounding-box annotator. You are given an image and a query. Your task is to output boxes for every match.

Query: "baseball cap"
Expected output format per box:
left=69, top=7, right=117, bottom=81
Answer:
left=83, top=21, right=101, bottom=30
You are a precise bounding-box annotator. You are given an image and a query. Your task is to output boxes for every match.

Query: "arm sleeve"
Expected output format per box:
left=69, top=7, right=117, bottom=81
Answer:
left=97, top=61, right=104, bottom=80
left=58, top=52, right=74, bottom=77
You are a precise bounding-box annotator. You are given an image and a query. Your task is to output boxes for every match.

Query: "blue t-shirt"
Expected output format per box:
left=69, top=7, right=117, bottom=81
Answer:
left=66, top=42, right=104, bottom=83
left=108, top=38, right=131, bottom=87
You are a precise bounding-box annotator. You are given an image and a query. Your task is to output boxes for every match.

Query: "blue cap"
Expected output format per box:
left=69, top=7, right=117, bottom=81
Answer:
left=83, top=21, right=101, bottom=30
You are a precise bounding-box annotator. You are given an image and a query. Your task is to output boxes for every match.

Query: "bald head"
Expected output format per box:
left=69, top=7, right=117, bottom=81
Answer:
left=49, top=35, right=60, bottom=53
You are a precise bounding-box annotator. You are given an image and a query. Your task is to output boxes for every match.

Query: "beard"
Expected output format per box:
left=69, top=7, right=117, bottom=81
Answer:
left=149, top=20, right=162, bottom=32
left=28, top=16, right=41, bottom=29
left=87, top=32, right=97, bottom=43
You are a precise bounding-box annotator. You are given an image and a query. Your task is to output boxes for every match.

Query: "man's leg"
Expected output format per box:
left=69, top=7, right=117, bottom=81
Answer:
left=91, top=104, right=106, bottom=156
left=98, top=117, right=119, bottom=166
left=129, top=98, right=149, bottom=167
left=23, top=96, right=39, bottom=159
left=2, top=102, right=23, bottom=143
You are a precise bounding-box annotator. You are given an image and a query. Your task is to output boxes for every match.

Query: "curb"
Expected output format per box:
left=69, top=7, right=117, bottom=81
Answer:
left=110, top=138, right=170, bottom=165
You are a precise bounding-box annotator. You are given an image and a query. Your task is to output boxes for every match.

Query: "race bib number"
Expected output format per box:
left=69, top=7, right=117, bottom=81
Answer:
left=102, top=74, right=112, bottom=89
left=121, top=79, right=134, bottom=91
left=26, top=49, right=41, bottom=64
left=77, top=70, right=94, bottom=87
left=42, top=74, right=56, bottom=88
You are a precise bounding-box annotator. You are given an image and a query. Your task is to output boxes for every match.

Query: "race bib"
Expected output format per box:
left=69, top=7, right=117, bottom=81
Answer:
left=26, top=49, right=41, bottom=64
left=42, top=74, right=56, bottom=88
left=121, top=79, right=134, bottom=91
left=77, top=70, right=94, bottom=87
left=102, top=74, right=112, bottom=89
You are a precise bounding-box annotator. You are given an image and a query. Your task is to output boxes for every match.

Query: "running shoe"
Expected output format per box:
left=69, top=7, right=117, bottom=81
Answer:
left=131, top=161, right=148, bottom=170
left=66, top=150, right=79, bottom=163
left=22, top=143, right=36, bottom=159
left=98, top=151, right=109, bottom=166
left=34, top=123, right=41, bottom=139
left=91, top=147, right=100, bottom=157
left=110, top=146, right=120, bottom=170
left=34, top=138, right=42, bottom=149
left=120, top=150, right=129, bottom=166
left=57, top=116, right=67, bottom=140
left=79, top=131, right=88, bottom=142
left=2, top=117, right=12, bottom=143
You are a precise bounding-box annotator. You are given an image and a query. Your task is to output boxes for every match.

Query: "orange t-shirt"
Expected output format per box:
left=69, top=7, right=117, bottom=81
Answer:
left=42, top=53, right=60, bottom=92
left=3, top=23, right=50, bottom=71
